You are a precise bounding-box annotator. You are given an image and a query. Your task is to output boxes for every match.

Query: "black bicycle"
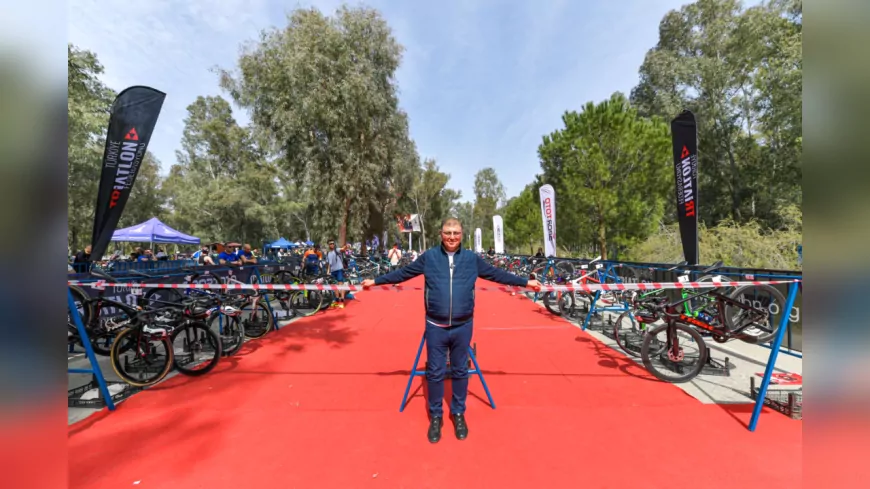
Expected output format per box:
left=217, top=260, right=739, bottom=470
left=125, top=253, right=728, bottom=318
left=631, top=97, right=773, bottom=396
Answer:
left=639, top=281, right=786, bottom=383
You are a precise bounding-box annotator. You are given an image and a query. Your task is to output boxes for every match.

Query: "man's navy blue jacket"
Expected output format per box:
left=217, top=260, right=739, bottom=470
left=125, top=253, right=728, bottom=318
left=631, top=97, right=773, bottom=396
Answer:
left=374, top=245, right=529, bottom=326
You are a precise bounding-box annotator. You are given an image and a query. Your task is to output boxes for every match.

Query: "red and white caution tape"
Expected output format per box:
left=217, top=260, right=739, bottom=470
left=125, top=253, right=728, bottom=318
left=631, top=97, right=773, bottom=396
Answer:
left=68, top=279, right=800, bottom=293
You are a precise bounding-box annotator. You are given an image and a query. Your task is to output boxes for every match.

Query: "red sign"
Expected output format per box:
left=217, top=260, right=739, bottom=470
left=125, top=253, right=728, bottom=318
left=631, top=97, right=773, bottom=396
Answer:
left=756, top=372, right=802, bottom=385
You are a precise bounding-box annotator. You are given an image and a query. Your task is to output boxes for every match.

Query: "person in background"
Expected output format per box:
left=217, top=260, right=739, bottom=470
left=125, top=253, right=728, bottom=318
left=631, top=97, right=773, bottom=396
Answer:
left=155, top=247, right=169, bottom=261
left=388, top=243, right=402, bottom=270
left=218, top=245, right=240, bottom=265
left=197, top=246, right=215, bottom=265
left=73, top=245, right=92, bottom=273
left=486, top=246, right=495, bottom=257
left=138, top=249, right=155, bottom=262
left=237, top=244, right=257, bottom=264
left=325, top=239, right=346, bottom=309
left=303, top=245, right=321, bottom=275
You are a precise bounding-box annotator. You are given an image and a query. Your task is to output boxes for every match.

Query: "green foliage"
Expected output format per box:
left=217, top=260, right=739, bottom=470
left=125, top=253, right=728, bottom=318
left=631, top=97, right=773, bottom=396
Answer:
left=67, top=44, right=115, bottom=251
left=502, top=182, right=543, bottom=254
left=218, top=5, right=415, bottom=245
left=162, top=95, right=288, bottom=244
left=631, top=0, right=802, bottom=228
left=538, top=93, right=672, bottom=259
left=627, top=204, right=802, bottom=269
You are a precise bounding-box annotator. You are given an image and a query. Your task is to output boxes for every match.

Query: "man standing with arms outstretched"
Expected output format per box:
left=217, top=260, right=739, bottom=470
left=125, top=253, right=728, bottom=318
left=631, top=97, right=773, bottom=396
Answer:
left=362, top=217, right=540, bottom=443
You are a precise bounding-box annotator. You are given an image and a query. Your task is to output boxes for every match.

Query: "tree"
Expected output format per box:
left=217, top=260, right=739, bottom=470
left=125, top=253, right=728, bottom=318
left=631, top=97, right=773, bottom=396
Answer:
left=502, top=182, right=543, bottom=254
left=68, top=44, right=115, bottom=251
left=119, top=152, right=165, bottom=228
left=472, top=167, right=506, bottom=249
left=630, top=0, right=802, bottom=228
left=406, top=159, right=451, bottom=249
left=163, top=95, right=283, bottom=244
left=218, top=5, right=415, bottom=246
left=453, top=201, right=475, bottom=248
left=538, top=92, right=672, bottom=259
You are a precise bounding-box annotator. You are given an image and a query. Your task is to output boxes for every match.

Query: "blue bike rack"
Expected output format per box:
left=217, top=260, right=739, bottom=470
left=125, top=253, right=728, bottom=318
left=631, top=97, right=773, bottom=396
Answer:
left=581, top=263, right=630, bottom=331
left=251, top=266, right=281, bottom=331
left=748, top=280, right=801, bottom=432
left=67, top=288, right=116, bottom=411
left=399, top=332, right=496, bottom=412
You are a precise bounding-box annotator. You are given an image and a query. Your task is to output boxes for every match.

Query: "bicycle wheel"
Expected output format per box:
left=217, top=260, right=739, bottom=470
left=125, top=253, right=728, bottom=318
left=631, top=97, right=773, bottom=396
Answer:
left=680, top=275, right=719, bottom=316
left=68, top=285, right=92, bottom=324
left=724, top=284, right=787, bottom=344
left=207, top=313, right=245, bottom=356
left=640, top=322, right=707, bottom=383
left=613, top=311, right=646, bottom=358
left=542, top=291, right=564, bottom=316
left=240, top=299, right=275, bottom=339
left=171, top=321, right=222, bottom=376
left=290, top=290, right=323, bottom=317
left=110, top=326, right=174, bottom=387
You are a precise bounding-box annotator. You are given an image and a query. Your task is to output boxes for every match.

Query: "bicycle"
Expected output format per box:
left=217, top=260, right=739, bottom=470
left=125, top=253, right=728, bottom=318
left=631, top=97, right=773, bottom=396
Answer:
left=639, top=281, right=786, bottom=383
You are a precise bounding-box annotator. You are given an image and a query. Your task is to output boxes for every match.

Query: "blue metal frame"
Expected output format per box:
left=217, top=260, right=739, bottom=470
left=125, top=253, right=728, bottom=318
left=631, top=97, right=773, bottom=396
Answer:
left=748, top=281, right=801, bottom=432
left=67, top=288, right=116, bottom=411
left=399, top=332, right=496, bottom=412
left=581, top=263, right=630, bottom=331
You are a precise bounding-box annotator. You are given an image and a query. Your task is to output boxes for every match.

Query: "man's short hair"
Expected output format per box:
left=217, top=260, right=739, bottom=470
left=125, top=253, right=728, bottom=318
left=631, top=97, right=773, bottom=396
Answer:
left=441, top=217, right=463, bottom=230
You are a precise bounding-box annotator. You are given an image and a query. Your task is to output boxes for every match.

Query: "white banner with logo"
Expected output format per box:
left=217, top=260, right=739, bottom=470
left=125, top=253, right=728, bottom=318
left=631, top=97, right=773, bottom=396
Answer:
left=474, top=228, right=483, bottom=253
left=493, top=215, right=504, bottom=254
left=539, top=184, right=556, bottom=257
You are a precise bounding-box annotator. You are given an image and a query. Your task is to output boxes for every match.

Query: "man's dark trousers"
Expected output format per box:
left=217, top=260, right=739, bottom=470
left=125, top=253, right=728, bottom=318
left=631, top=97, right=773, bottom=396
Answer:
left=425, top=319, right=473, bottom=417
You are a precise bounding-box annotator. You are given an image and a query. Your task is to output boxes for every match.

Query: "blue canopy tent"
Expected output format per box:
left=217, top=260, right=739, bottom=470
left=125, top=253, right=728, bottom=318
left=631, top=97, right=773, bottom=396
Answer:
left=269, top=237, right=295, bottom=249
left=112, top=217, right=200, bottom=245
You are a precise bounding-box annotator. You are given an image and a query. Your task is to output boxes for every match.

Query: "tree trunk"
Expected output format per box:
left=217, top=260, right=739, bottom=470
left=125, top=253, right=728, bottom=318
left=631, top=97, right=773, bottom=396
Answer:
left=339, top=196, right=351, bottom=245
left=420, top=215, right=427, bottom=249
left=598, top=217, right=607, bottom=260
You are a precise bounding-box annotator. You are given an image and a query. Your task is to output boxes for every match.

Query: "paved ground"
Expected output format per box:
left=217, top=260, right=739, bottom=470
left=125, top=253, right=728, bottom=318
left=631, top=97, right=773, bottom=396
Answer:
left=557, top=299, right=803, bottom=405
left=67, top=301, right=299, bottom=425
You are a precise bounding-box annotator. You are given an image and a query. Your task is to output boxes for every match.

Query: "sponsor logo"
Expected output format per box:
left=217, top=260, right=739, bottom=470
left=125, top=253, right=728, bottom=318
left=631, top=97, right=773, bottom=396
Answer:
left=677, top=145, right=696, bottom=218
left=104, top=127, right=145, bottom=209
left=543, top=197, right=555, bottom=242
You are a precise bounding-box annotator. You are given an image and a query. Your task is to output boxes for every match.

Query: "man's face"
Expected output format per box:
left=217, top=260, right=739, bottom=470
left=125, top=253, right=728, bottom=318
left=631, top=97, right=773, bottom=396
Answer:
left=441, top=223, right=462, bottom=251
left=328, top=242, right=335, bottom=249
left=243, top=245, right=251, bottom=253
left=84, top=245, right=91, bottom=253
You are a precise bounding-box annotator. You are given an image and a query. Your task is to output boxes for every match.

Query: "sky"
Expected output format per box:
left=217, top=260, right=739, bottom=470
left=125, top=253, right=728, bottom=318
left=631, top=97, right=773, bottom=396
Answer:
left=69, top=0, right=694, bottom=202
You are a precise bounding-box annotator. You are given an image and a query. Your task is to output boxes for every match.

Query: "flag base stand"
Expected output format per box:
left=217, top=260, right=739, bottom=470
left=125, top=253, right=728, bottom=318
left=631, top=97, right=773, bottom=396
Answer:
left=399, top=333, right=496, bottom=412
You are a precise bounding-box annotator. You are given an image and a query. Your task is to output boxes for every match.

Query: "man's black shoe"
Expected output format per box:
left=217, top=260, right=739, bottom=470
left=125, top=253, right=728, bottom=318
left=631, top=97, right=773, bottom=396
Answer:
left=427, top=416, right=443, bottom=443
left=451, top=413, right=469, bottom=440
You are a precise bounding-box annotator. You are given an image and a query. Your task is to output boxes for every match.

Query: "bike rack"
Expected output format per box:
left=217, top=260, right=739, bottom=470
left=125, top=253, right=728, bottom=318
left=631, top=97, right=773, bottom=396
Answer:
left=581, top=263, right=631, bottom=331
left=399, top=332, right=495, bottom=412
left=67, top=288, right=116, bottom=411
left=749, top=280, right=801, bottom=432
left=251, top=267, right=281, bottom=331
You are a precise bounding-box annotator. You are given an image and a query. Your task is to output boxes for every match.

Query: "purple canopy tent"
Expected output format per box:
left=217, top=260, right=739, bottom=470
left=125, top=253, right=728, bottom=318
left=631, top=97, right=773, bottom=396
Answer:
left=111, top=217, right=200, bottom=245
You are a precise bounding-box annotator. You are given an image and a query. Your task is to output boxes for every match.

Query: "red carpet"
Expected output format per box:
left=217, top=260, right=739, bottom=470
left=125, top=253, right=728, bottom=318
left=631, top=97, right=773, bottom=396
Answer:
left=68, top=277, right=801, bottom=488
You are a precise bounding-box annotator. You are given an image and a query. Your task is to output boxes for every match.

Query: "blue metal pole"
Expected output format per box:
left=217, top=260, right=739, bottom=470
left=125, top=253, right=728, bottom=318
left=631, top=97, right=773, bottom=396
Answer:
left=399, top=332, right=427, bottom=412
left=581, top=291, right=600, bottom=331
left=67, top=288, right=116, bottom=411
left=748, top=281, right=800, bottom=431
left=252, top=267, right=280, bottom=330
left=468, top=345, right=496, bottom=409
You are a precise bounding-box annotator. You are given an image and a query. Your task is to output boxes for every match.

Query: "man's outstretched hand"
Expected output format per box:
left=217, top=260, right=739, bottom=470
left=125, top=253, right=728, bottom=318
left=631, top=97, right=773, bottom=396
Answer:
left=361, top=279, right=376, bottom=289
left=526, top=279, right=542, bottom=291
